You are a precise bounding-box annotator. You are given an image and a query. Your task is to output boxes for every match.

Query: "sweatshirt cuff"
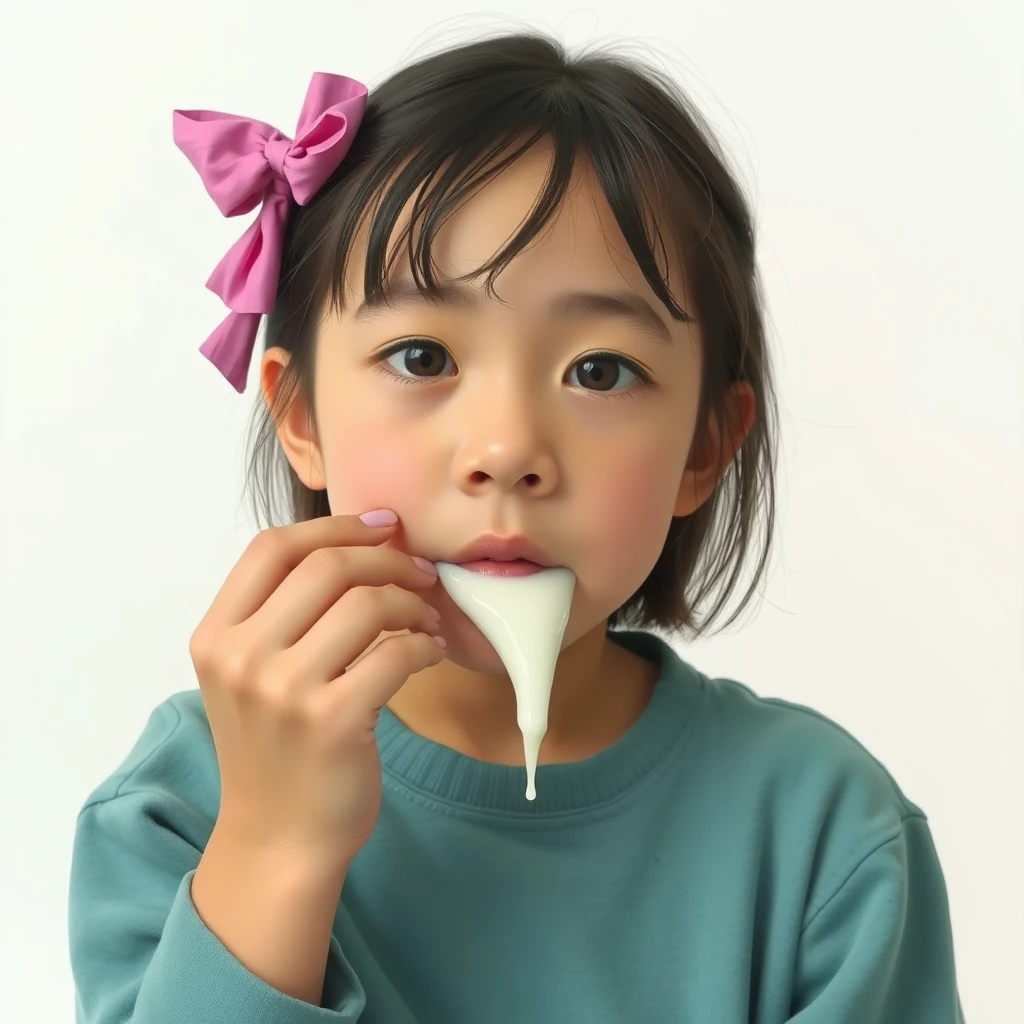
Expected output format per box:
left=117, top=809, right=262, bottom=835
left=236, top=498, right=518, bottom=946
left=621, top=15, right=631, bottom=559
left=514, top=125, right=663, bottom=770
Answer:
left=133, top=869, right=366, bottom=1023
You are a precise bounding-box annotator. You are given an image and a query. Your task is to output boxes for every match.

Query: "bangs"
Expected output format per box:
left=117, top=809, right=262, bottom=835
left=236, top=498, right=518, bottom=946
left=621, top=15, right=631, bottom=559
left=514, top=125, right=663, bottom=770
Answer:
left=322, top=67, right=699, bottom=323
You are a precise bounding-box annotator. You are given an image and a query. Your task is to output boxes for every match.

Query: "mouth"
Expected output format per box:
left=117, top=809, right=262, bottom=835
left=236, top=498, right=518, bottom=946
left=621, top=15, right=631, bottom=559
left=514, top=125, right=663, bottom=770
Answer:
left=455, top=559, right=547, bottom=577
left=448, top=535, right=555, bottom=576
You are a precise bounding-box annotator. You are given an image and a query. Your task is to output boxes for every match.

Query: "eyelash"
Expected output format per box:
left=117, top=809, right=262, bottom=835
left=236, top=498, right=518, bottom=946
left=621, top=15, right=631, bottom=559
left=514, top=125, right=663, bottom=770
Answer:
left=370, top=340, right=656, bottom=399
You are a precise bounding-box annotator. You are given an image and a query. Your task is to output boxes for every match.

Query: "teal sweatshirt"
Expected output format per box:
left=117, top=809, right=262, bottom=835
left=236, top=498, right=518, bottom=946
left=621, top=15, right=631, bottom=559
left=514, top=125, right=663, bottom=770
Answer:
left=68, top=631, right=965, bottom=1023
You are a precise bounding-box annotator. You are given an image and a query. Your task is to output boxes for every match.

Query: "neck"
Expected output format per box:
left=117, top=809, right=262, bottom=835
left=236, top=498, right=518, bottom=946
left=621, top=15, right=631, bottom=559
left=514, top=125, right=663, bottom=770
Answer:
left=386, top=623, right=657, bottom=765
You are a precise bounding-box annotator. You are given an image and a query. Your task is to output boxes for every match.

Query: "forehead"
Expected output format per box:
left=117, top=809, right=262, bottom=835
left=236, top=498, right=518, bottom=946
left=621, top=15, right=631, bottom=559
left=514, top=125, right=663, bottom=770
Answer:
left=340, top=138, right=689, bottom=309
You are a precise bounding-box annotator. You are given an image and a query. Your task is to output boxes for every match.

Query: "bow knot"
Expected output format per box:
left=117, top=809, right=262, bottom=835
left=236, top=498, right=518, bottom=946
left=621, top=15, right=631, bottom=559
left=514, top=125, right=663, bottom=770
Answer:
left=263, top=134, right=295, bottom=183
left=174, top=73, right=368, bottom=391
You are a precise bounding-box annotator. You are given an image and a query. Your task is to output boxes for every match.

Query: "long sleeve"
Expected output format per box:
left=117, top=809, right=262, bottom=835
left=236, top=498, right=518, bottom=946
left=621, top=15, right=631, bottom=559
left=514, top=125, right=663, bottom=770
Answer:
left=69, top=788, right=366, bottom=1023
left=788, top=814, right=964, bottom=1022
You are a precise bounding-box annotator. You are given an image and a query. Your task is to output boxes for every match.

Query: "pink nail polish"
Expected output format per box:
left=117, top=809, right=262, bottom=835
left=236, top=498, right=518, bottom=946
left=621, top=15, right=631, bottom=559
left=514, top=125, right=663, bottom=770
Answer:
left=359, top=509, right=397, bottom=526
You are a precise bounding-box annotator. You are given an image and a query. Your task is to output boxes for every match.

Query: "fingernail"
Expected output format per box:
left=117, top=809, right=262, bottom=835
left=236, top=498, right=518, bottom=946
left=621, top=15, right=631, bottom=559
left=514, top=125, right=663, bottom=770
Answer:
left=359, top=509, right=398, bottom=526
left=412, top=556, right=438, bottom=576
left=434, top=635, right=447, bottom=648
left=428, top=605, right=441, bottom=621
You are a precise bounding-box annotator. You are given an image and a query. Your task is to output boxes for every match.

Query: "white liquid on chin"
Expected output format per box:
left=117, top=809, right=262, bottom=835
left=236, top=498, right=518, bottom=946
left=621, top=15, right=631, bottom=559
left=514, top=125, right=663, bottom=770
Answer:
left=435, top=564, right=576, bottom=800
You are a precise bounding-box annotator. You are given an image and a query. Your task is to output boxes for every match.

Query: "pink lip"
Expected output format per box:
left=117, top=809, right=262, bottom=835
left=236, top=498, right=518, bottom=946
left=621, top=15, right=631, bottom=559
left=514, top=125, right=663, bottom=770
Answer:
left=458, top=559, right=546, bottom=577
left=450, top=534, right=554, bottom=567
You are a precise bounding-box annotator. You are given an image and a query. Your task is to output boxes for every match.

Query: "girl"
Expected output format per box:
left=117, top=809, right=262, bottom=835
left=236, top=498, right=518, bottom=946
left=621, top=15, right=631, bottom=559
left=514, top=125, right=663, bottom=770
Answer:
left=68, top=31, right=964, bottom=1023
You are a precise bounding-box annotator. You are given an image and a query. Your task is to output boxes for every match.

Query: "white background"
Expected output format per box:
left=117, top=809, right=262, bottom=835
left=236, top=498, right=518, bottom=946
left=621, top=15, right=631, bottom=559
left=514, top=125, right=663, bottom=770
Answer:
left=1, top=1, right=1021, bottom=1020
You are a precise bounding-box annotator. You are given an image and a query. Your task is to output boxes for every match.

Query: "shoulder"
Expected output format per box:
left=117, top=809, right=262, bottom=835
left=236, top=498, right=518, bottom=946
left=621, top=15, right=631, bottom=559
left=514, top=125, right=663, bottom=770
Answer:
left=79, top=689, right=217, bottom=817
left=701, top=667, right=924, bottom=818
left=646, top=633, right=932, bottom=888
left=677, top=652, right=934, bottom=919
left=647, top=633, right=912, bottom=793
left=629, top=631, right=923, bottom=828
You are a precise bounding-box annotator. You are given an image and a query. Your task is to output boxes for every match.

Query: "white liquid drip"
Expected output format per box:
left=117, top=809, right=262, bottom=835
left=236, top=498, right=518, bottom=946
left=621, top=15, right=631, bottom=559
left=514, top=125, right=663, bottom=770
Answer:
left=435, top=564, right=576, bottom=800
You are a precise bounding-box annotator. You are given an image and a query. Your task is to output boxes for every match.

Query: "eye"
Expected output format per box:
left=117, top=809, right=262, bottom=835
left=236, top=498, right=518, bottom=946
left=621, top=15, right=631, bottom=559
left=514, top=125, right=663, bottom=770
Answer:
left=567, top=354, right=648, bottom=394
left=381, top=341, right=456, bottom=380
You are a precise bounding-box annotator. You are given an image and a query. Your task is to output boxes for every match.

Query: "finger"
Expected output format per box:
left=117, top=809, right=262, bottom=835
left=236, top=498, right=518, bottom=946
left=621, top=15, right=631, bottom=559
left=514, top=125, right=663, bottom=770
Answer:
left=247, top=546, right=439, bottom=651
left=201, top=514, right=400, bottom=631
left=275, top=585, right=441, bottom=689
left=321, top=631, right=446, bottom=717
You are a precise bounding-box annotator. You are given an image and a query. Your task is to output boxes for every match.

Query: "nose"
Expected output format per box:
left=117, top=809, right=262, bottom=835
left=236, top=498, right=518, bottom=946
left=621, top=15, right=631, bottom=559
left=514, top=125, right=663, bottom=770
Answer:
left=450, top=388, right=560, bottom=498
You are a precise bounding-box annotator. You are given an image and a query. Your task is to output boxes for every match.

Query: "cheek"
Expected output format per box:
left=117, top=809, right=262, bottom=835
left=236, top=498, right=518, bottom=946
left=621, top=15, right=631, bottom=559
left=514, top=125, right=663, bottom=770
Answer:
left=582, top=445, right=682, bottom=593
left=322, top=430, right=430, bottom=518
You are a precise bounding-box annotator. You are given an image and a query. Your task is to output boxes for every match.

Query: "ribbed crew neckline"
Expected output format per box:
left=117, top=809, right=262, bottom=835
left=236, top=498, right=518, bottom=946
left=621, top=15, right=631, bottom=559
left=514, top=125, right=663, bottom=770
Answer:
left=376, top=631, right=705, bottom=817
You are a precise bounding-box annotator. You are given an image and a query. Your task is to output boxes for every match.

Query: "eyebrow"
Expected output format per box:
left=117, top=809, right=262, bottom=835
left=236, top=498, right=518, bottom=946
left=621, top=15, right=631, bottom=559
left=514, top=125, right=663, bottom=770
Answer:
left=352, top=279, right=678, bottom=345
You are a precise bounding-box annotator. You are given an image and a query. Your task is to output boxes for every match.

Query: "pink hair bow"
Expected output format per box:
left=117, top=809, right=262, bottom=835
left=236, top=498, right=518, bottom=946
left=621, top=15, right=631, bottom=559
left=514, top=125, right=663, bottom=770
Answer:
left=173, top=73, right=368, bottom=392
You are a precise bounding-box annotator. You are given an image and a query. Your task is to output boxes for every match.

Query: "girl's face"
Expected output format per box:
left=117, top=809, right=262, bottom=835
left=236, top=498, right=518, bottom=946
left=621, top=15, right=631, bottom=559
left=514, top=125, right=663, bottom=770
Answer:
left=278, top=144, right=713, bottom=674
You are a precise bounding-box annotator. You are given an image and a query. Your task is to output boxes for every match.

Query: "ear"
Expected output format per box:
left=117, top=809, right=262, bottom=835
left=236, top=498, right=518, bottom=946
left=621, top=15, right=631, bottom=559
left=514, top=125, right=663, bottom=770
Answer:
left=260, top=347, right=328, bottom=492
left=674, top=382, right=757, bottom=517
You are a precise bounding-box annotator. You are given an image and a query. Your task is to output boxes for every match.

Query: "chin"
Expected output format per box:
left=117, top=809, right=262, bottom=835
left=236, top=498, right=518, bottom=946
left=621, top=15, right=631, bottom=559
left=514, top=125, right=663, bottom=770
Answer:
left=438, top=622, right=511, bottom=677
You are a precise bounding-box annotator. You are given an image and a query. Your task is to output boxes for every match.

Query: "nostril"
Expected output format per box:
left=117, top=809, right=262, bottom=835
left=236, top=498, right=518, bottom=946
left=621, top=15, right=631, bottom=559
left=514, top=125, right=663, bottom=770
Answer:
left=524, top=473, right=541, bottom=487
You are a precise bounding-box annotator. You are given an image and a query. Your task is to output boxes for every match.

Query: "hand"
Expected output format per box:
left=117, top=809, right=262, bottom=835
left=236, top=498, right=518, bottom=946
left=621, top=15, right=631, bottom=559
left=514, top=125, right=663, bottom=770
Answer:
left=188, top=511, right=443, bottom=872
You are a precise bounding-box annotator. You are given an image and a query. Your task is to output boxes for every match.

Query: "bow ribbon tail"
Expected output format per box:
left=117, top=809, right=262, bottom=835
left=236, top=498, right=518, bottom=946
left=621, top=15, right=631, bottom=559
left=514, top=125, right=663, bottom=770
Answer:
left=198, top=196, right=287, bottom=392
left=206, top=201, right=285, bottom=312
left=199, top=311, right=263, bottom=393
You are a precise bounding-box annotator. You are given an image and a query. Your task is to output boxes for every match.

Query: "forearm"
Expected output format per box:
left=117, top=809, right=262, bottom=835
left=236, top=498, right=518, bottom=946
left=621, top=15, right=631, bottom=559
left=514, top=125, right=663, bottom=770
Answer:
left=191, top=826, right=348, bottom=1006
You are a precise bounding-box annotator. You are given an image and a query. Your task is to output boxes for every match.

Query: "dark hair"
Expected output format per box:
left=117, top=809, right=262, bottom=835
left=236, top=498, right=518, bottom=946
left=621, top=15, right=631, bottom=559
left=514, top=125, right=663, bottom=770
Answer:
left=246, top=30, right=779, bottom=639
